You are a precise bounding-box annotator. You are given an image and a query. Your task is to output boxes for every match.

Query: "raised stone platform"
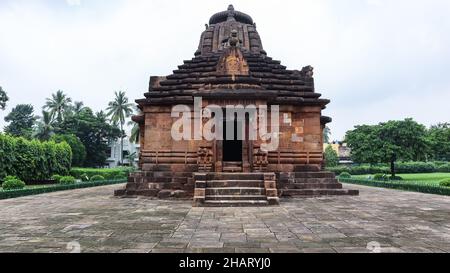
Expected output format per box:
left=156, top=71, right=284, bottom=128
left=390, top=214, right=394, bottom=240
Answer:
left=278, top=172, right=359, bottom=197
left=1, top=184, right=449, bottom=253
left=115, top=170, right=358, bottom=206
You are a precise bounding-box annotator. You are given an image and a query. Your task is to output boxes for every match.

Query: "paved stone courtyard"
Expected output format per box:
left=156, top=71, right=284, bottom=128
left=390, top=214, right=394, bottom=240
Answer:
left=0, top=184, right=449, bottom=253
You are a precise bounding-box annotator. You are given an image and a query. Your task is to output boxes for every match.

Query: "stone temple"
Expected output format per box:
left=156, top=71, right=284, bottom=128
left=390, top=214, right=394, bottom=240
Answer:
left=115, top=5, right=359, bottom=206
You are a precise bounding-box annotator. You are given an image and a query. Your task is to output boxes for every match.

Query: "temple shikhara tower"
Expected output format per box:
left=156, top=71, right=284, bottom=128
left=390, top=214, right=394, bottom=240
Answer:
left=115, top=5, right=359, bottom=206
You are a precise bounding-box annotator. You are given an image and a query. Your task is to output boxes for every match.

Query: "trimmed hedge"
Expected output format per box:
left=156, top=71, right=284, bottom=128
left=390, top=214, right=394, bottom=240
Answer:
left=70, top=167, right=133, bottom=180
left=0, top=179, right=127, bottom=200
left=327, top=162, right=450, bottom=175
left=0, top=134, right=72, bottom=182
left=339, top=177, right=450, bottom=196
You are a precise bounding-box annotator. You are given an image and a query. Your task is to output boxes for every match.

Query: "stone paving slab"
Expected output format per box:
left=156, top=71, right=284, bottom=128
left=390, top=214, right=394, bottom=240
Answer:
left=0, top=184, right=449, bottom=253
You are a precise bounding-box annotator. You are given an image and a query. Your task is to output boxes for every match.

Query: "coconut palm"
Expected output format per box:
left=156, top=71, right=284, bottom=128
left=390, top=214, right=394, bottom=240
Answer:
left=128, top=106, right=142, bottom=144
left=106, top=91, right=134, bottom=165
left=72, top=101, right=85, bottom=114
left=45, top=90, right=72, bottom=122
left=34, top=110, right=54, bottom=141
left=128, top=120, right=140, bottom=144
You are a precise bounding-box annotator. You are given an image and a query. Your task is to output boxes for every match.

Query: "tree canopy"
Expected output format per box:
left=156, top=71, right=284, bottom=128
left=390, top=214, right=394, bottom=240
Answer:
left=0, top=86, right=8, bottom=110
left=345, top=118, right=429, bottom=176
left=324, top=145, right=339, bottom=167
left=4, top=104, right=37, bottom=139
left=55, top=107, right=121, bottom=167
left=44, top=90, right=72, bottom=122
left=426, top=123, right=450, bottom=161
left=51, top=134, right=86, bottom=167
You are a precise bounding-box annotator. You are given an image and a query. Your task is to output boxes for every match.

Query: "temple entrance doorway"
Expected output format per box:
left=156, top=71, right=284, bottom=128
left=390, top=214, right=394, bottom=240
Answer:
left=223, top=118, right=243, bottom=162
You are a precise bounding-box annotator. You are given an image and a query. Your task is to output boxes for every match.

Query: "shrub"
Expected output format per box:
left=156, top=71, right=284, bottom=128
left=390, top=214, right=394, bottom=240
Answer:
left=51, top=134, right=86, bottom=167
left=327, top=165, right=389, bottom=175
left=327, top=161, right=450, bottom=175
left=373, top=173, right=389, bottom=181
left=339, top=172, right=352, bottom=179
left=437, top=163, right=450, bottom=173
left=440, top=179, right=450, bottom=187
left=90, top=175, right=105, bottom=181
left=51, top=175, right=62, bottom=182
left=0, top=134, right=72, bottom=181
left=395, top=162, right=436, bottom=174
left=80, top=173, right=90, bottom=182
left=59, top=176, right=76, bottom=185
left=70, top=167, right=133, bottom=180
left=113, top=174, right=127, bottom=180
left=324, top=145, right=339, bottom=167
left=2, top=177, right=26, bottom=190
left=389, top=176, right=403, bottom=181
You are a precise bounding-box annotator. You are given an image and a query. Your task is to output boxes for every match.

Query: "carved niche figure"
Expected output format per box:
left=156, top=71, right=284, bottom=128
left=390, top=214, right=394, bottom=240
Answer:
left=300, top=65, right=314, bottom=78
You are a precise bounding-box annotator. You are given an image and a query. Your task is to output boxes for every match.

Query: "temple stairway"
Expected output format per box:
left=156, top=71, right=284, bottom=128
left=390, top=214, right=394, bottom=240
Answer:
left=278, top=172, right=359, bottom=197
left=194, top=173, right=280, bottom=207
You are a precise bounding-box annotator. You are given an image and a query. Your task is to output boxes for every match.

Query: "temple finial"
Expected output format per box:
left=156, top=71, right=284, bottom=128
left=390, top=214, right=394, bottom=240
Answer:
left=227, top=4, right=236, bottom=21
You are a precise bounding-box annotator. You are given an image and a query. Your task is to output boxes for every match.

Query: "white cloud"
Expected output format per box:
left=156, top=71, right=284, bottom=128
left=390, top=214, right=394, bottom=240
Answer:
left=0, top=0, right=449, bottom=139
left=66, top=0, right=81, bottom=6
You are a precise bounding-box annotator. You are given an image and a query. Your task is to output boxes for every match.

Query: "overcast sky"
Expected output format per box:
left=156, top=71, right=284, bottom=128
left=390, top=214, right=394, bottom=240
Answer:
left=1, top=0, right=449, bottom=140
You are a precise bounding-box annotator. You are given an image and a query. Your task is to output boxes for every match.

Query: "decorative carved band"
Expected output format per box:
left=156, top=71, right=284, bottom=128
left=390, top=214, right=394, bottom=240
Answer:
left=267, top=150, right=323, bottom=165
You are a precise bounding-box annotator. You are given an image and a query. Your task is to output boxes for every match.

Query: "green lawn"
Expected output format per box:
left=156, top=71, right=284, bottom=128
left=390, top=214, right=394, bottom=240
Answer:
left=341, top=172, right=450, bottom=196
left=353, top=173, right=450, bottom=185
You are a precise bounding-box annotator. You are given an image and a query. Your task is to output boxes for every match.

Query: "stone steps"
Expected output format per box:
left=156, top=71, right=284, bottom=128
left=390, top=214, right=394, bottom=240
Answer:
left=194, top=172, right=279, bottom=207
left=207, top=180, right=265, bottom=188
left=277, top=171, right=359, bottom=197
left=203, top=200, right=269, bottom=207
left=205, top=195, right=267, bottom=201
left=284, top=183, right=343, bottom=190
left=206, top=187, right=266, bottom=196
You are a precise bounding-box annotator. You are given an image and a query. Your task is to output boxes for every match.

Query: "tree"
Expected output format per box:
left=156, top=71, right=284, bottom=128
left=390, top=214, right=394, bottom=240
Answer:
left=324, top=145, right=339, bottom=167
left=126, top=152, right=137, bottom=167
left=51, top=134, right=87, bottom=167
left=323, top=126, right=331, bottom=144
left=33, top=110, right=55, bottom=141
left=4, top=104, right=36, bottom=138
left=345, top=118, right=428, bottom=177
left=106, top=91, right=133, bottom=165
left=426, top=123, right=450, bottom=161
left=0, top=86, right=9, bottom=110
left=345, top=124, right=383, bottom=165
left=44, top=90, right=72, bottom=122
left=129, top=120, right=140, bottom=144
left=56, top=107, right=121, bottom=167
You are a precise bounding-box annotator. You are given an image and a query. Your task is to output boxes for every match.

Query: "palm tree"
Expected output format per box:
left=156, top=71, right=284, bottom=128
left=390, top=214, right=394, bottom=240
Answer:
left=128, top=120, right=140, bottom=144
left=106, top=91, right=133, bottom=165
left=72, top=101, right=85, bottom=114
left=126, top=152, right=137, bottom=167
left=34, top=110, right=54, bottom=140
left=128, top=106, right=142, bottom=144
left=45, top=90, right=72, bottom=122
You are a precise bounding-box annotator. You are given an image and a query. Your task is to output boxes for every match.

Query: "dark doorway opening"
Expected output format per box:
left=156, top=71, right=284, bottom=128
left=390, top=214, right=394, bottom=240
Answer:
left=223, top=119, right=243, bottom=162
